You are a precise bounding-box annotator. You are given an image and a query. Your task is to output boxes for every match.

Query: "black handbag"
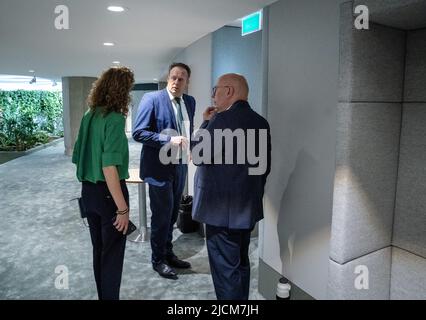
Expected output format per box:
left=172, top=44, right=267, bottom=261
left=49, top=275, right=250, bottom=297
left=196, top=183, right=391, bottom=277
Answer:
left=177, top=195, right=199, bottom=233
left=77, top=197, right=87, bottom=219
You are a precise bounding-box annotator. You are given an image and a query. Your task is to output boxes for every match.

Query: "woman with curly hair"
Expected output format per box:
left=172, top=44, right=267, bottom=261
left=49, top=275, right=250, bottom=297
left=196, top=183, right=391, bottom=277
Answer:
left=72, top=66, right=135, bottom=300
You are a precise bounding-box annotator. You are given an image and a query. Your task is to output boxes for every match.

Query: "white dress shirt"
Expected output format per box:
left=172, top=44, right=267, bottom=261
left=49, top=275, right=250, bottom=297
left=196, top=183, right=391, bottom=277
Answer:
left=167, top=89, right=190, bottom=139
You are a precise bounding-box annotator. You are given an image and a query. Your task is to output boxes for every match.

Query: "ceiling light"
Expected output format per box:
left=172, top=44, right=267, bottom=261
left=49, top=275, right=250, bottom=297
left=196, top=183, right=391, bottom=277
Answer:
left=28, top=70, right=35, bottom=73
left=112, top=61, right=120, bottom=64
left=107, top=6, right=125, bottom=12
left=103, top=42, right=115, bottom=46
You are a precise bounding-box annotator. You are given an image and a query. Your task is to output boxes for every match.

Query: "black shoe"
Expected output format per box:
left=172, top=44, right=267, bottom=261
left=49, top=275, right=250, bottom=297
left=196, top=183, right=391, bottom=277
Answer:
left=166, top=256, right=191, bottom=269
left=153, top=262, right=178, bottom=280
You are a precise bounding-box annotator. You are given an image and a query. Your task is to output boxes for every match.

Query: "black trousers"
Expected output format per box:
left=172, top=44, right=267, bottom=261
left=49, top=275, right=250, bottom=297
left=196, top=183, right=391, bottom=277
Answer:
left=148, top=163, right=187, bottom=265
left=205, top=225, right=252, bottom=300
left=82, top=180, right=128, bottom=300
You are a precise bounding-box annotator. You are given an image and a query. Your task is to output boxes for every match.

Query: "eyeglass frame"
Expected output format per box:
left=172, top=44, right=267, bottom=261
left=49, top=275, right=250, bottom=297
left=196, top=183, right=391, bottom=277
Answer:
left=211, top=85, right=232, bottom=97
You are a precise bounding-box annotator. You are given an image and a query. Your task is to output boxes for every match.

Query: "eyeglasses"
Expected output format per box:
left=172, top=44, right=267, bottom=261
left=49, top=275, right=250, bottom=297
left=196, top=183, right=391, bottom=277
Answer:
left=212, top=86, right=232, bottom=97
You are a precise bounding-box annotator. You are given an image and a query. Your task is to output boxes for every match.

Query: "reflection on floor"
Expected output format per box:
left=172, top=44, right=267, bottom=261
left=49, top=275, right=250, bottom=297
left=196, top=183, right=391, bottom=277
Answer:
left=0, top=138, right=264, bottom=300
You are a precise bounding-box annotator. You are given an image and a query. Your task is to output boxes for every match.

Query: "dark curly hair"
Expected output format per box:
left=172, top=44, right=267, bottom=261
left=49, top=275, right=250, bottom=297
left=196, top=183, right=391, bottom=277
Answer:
left=87, top=66, right=135, bottom=116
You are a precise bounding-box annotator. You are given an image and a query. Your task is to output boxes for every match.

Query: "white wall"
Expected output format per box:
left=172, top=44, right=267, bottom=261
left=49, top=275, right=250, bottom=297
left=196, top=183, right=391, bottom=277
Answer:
left=170, top=26, right=263, bottom=195
left=260, top=0, right=345, bottom=299
left=212, top=26, right=263, bottom=114
left=172, top=34, right=213, bottom=195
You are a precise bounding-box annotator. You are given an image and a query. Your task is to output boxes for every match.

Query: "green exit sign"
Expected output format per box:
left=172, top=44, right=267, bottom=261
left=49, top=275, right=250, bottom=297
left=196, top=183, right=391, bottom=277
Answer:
left=242, top=10, right=262, bottom=36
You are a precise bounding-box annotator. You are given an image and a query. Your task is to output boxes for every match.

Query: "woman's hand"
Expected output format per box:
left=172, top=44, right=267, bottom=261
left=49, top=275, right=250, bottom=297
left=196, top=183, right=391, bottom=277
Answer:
left=113, top=211, right=129, bottom=235
left=102, top=166, right=129, bottom=235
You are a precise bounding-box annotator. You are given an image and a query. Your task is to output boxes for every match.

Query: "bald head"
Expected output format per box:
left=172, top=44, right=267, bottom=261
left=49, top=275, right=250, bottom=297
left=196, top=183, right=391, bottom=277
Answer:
left=213, top=73, right=249, bottom=112
left=218, top=73, right=249, bottom=101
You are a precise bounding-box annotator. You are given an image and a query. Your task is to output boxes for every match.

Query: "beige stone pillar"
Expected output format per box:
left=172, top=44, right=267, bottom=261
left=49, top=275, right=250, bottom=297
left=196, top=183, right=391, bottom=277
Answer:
left=62, top=77, right=97, bottom=156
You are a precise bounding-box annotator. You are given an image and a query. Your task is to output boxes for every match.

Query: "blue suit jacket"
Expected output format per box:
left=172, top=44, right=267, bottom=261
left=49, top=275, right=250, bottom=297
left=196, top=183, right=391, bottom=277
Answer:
left=132, top=89, right=196, bottom=184
left=192, top=100, right=271, bottom=230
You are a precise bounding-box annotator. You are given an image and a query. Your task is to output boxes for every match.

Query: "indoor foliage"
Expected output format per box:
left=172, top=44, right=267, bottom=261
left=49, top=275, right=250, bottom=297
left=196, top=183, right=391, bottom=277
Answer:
left=0, top=90, right=63, bottom=151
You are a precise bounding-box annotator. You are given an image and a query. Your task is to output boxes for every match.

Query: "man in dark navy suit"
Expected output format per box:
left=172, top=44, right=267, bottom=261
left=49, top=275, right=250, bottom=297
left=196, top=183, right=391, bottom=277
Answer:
left=192, top=73, right=271, bottom=300
left=133, top=63, right=195, bottom=280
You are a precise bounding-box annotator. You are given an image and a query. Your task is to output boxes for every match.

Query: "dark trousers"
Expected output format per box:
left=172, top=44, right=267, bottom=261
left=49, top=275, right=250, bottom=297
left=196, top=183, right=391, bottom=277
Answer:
left=148, top=163, right=187, bottom=265
left=206, top=225, right=252, bottom=300
left=82, top=180, right=128, bottom=300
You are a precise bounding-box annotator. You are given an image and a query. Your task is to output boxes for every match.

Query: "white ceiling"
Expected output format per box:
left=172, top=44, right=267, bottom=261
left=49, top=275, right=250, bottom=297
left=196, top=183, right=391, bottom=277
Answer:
left=0, top=75, right=61, bottom=91
left=0, top=0, right=276, bottom=83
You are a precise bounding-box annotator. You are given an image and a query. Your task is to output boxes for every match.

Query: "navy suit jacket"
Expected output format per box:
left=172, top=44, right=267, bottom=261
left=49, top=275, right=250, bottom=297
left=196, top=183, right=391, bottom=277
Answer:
left=132, top=89, right=196, bottom=184
left=192, top=100, right=271, bottom=230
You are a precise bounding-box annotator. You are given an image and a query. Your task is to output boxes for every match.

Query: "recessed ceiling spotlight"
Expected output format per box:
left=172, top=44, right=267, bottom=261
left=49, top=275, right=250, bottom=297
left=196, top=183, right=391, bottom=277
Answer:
left=28, top=70, right=35, bottom=73
left=107, top=6, right=125, bottom=12
left=103, top=42, right=115, bottom=46
left=112, top=61, right=120, bottom=64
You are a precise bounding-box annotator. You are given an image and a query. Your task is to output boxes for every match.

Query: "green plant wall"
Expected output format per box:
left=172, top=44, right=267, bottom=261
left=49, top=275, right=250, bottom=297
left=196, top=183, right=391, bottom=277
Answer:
left=0, top=90, right=63, bottom=151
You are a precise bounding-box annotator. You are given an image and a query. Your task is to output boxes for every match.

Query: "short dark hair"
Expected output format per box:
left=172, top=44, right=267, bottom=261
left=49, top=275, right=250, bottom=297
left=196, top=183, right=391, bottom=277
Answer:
left=169, top=62, right=191, bottom=79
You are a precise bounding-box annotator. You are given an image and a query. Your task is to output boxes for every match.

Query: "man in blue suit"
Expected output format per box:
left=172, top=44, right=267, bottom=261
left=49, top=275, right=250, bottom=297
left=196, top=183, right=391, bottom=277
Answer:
left=192, top=74, right=271, bottom=299
left=133, top=63, right=195, bottom=280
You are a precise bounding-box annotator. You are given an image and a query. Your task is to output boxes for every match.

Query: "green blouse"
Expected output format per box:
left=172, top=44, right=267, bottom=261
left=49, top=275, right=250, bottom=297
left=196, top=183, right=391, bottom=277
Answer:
left=72, top=107, right=129, bottom=183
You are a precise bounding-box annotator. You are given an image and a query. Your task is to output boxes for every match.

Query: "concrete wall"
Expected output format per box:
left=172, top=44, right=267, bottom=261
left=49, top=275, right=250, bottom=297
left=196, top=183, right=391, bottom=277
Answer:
left=212, top=26, right=263, bottom=114
left=62, top=77, right=96, bottom=156
left=170, top=26, right=263, bottom=195
left=391, top=27, right=426, bottom=300
left=328, top=0, right=405, bottom=300
left=329, top=0, right=426, bottom=300
left=330, top=0, right=405, bottom=273
left=259, top=0, right=345, bottom=299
